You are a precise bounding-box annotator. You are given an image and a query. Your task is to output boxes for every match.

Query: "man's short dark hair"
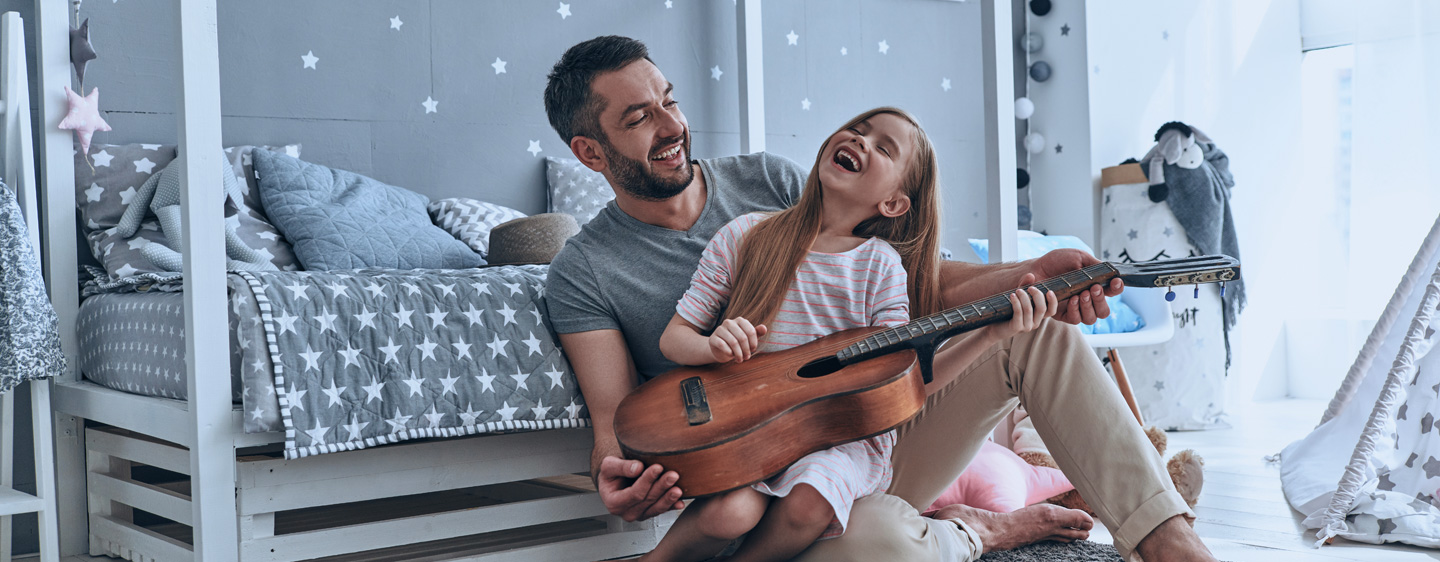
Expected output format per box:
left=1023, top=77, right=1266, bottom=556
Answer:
left=545, top=36, right=652, bottom=145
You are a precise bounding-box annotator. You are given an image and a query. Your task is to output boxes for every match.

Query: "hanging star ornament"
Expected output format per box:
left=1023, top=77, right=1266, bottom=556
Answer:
left=58, top=85, right=111, bottom=157
left=70, top=18, right=98, bottom=85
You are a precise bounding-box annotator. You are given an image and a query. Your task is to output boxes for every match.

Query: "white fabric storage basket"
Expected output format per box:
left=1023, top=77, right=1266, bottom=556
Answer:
left=1099, top=164, right=1229, bottom=430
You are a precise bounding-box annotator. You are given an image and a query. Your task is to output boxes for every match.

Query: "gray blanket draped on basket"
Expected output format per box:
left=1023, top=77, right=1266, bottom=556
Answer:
left=0, top=182, right=64, bottom=393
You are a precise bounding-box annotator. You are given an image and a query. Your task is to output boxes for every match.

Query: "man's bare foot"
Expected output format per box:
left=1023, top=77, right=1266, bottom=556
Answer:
left=1134, top=515, right=1216, bottom=562
left=930, top=503, right=1093, bottom=552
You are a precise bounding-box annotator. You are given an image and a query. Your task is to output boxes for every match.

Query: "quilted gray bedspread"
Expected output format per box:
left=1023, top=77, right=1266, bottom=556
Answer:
left=236, top=266, right=589, bottom=459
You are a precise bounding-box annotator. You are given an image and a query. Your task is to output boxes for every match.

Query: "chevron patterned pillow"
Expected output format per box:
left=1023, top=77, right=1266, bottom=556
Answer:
left=427, top=197, right=527, bottom=259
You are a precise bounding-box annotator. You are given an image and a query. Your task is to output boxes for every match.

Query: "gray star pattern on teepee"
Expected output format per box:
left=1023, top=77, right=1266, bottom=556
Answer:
left=1424, top=456, right=1440, bottom=479
left=1378, top=472, right=1397, bottom=490
left=1399, top=403, right=1409, bottom=420
left=1409, top=493, right=1438, bottom=512
left=1377, top=517, right=1398, bottom=535
left=1423, top=412, right=1434, bottom=434
left=1408, top=452, right=1420, bottom=468
left=1418, top=492, right=1437, bottom=508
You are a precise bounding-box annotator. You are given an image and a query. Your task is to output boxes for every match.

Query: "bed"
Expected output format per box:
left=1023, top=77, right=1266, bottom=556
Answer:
left=26, top=1, right=1022, bottom=560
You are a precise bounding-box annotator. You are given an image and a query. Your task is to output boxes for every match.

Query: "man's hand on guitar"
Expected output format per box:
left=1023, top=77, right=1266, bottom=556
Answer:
left=710, top=317, right=768, bottom=363
left=596, top=456, right=685, bottom=522
left=1030, top=249, right=1123, bottom=325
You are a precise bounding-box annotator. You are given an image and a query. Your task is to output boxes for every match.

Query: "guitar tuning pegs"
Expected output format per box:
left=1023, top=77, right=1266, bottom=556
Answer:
left=1220, top=282, right=1226, bottom=297
left=1194, top=285, right=1199, bottom=299
left=1165, top=288, right=1176, bottom=302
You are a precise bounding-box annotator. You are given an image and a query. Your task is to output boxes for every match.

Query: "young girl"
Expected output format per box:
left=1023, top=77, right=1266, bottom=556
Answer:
left=642, top=107, right=1057, bottom=562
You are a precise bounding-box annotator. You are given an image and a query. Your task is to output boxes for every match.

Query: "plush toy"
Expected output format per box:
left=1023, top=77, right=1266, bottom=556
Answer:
left=1008, top=407, right=1205, bottom=518
left=923, top=440, right=1075, bottom=515
left=115, top=154, right=276, bottom=272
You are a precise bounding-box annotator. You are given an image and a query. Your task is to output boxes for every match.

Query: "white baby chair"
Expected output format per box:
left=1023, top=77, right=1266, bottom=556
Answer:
left=1083, top=287, right=1175, bottom=425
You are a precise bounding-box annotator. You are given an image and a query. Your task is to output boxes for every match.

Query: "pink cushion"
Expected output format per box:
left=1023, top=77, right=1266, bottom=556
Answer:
left=924, top=441, right=1074, bottom=514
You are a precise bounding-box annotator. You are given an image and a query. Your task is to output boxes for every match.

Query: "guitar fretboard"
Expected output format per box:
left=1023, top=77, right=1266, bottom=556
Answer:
left=836, top=262, right=1117, bottom=362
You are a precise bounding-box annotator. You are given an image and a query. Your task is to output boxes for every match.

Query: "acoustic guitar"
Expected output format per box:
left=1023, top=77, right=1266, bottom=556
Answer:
left=614, top=255, right=1240, bottom=497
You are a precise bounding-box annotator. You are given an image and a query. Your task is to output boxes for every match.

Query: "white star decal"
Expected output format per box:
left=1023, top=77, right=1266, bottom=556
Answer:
left=474, top=368, right=495, bottom=392
left=801, top=98, right=811, bottom=111
left=284, top=283, right=310, bottom=300
left=118, top=186, right=137, bottom=205
left=85, top=183, right=104, bottom=202
left=362, top=378, right=385, bottom=404
left=402, top=375, right=426, bottom=397
left=417, top=336, right=438, bottom=361
left=354, top=308, right=377, bottom=330
left=462, top=304, right=485, bottom=327
left=93, top=149, right=114, bottom=167
left=422, top=96, right=439, bottom=114
left=459, top=404, right=481, bottom=426
left=498, top=402, right=518, bottom=421
left=379, top=338, right=403, bottom=364
left=321, top=382, right=347, bottom=407
left=711, top=65, right=723, bottom=81
left=439, top=372, right=461, bottom=396
left=523, top=332, right=544, bottom=357
left=878, top=40, right=889, bottom=54
left=134, top=158, right=157, bottom=174
left=510, top=368, right=531, bottom=391
left=666, top=0, right=673, bottom=7
left=452, top=338, right=473, bottom=360
left=343, top=415, right=369, bottom=440
left=532, top=400, right=550, bottom=420
left=544, top=367, right=565, bottom=390
left=301, top=50, right=319, bottom=69
left=487, top=334, right=509, bottom=358
left=528, top=140, right=543, bottom=157
left=492, top=57, right=507, bottom=74
left=557, top=2, right=571, bottom=19
left=840, top=46, right=848, bottom=56
left=941, top=78, right=952, bottom=91
left=390, top=16, right=403, bottom=30
left=338, top=344, right=362, bottom=369
left=392, top=305, right=415, bottom=328
left=497, top=303, right=518, bottom=326
left=298, top=346, right=324, bottom=372
left=786, top=30, right=799, bottom=45
left=273, top=312, right=300, bottom=336
left=424, top=406, right=446, bottom=428
left=304, top=425, right=330, bottom=445
left=426, top=307, right=449, bottom=329
left=313, top=308, right=337, bottom=334
left=385, top=408, right=412, bottom=433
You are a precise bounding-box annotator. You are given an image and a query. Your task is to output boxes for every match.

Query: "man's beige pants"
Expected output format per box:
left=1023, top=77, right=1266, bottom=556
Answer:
left=794, top=318, right=1193, bottom=561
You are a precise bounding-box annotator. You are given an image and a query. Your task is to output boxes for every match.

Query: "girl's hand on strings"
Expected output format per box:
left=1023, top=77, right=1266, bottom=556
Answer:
left=987, top=285, right=1058, bottom=342
left=710, top=317, right=768, bottom=363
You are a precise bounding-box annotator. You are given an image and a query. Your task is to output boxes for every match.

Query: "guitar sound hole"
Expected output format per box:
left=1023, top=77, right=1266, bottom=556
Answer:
left=797, top=356, right=842, bottom=378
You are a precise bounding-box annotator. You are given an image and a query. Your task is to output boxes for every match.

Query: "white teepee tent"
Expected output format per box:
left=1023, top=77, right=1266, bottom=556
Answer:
left=1280, top=212, right=1440, bottom=548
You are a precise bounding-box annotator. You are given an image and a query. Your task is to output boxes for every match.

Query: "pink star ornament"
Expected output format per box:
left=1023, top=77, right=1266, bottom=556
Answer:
left=58, top=85, right=111, bottom=156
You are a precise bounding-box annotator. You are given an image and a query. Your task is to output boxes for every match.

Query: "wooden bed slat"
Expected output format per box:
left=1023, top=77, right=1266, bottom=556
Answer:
left=89, top=514, right=192, bottom=562
left=87, top=472, right=193, bottom=527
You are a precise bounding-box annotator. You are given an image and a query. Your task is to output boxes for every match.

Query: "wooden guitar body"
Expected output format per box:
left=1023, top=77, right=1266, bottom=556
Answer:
left=614, top=327, right=925, bottom=498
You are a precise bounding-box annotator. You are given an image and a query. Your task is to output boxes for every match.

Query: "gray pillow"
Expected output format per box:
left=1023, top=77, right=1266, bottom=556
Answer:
left=254, top=150, right=484, bottom=270
left=428, top=198, right=526, bottom=259
left=545, top=157, right=616, bottom=225
left=77, top=143, right=303, bottom=279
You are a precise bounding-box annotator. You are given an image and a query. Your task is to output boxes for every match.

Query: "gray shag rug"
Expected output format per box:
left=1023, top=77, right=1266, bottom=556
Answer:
left=977, top=540, right=1123, bottom=561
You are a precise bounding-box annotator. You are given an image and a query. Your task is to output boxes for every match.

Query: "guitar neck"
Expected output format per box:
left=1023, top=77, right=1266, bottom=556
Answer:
left=836, top=262, right=1119, bottom=365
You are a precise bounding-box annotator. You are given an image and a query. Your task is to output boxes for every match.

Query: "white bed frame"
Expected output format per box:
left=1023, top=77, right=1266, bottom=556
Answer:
left=28, top=1, right=1018, bottom=560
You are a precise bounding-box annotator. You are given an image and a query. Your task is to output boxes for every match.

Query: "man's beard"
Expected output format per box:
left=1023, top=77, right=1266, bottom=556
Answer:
left=602, top=133, right=694, bottom=202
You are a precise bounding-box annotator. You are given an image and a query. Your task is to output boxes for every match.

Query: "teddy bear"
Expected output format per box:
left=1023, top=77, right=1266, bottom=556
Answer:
left=1008, top=406, right=1205, bottom=518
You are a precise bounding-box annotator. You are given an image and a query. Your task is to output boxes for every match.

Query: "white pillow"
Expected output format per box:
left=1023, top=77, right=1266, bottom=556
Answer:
left=545, top=157, right=615, bottom=225
left=427, top=198, right=526, bottom=259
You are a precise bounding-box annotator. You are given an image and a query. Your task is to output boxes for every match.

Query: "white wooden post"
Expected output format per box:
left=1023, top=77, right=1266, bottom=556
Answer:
left=981, top=0, right=1018, bottom=262
left=31, top=0, right=86, bottom=555
left=736, top=0, right=765, bottom=154
left=175, top=0, right=238, bottom=559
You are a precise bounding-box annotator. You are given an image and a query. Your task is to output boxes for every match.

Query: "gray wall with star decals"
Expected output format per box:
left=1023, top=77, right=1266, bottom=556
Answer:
left=0, top=0, right=987, bottom=554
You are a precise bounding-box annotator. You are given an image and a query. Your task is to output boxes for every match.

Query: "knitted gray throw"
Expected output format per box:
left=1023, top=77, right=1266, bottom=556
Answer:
left=1139, top=126, right=1247, bottom=369
left=977, top=540, right=1122, bottom=562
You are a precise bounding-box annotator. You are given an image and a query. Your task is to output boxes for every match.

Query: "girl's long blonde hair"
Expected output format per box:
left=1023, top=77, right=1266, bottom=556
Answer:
left=722, top=107, right=943, bottom=331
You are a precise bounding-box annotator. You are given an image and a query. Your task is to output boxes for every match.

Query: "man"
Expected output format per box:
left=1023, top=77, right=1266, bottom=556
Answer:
left=543, top=35, right=1215, bottom=561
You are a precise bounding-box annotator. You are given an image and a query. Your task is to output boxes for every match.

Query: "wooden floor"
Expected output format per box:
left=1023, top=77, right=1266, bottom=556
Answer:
left=1088, top=398, right=1440, bottom=562
left=58, top=398, right=1440, bottom=561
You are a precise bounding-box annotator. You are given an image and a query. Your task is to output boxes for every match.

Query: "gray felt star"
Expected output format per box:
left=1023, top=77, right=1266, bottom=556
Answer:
left=1061, top=24, right=1071, bottom=36
left=1377, top=518, right=1398, bottom=535
left=1055, top=144, right=1063, bottom=154
left=1127, top=229, right=1139, bottom=240
left=1425, top=456, right=1440, bottom=479
left=70, top=18, right=97, bottom=84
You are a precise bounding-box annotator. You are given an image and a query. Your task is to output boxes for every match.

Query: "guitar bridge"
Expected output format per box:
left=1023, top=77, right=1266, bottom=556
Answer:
left=681, top=377, right=712, bottom=425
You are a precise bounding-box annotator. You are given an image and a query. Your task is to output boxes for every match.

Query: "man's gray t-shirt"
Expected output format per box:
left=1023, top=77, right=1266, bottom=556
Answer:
left=546, top=152, right=807, bottom=381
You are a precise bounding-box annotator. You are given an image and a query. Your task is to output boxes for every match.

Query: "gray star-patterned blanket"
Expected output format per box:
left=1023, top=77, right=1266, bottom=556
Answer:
left=235, top=266, right=588, bottom=459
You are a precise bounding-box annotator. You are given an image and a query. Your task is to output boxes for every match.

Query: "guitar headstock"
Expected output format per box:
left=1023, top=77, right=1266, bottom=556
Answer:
left=1110, top=254, right=1240, bottom=288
